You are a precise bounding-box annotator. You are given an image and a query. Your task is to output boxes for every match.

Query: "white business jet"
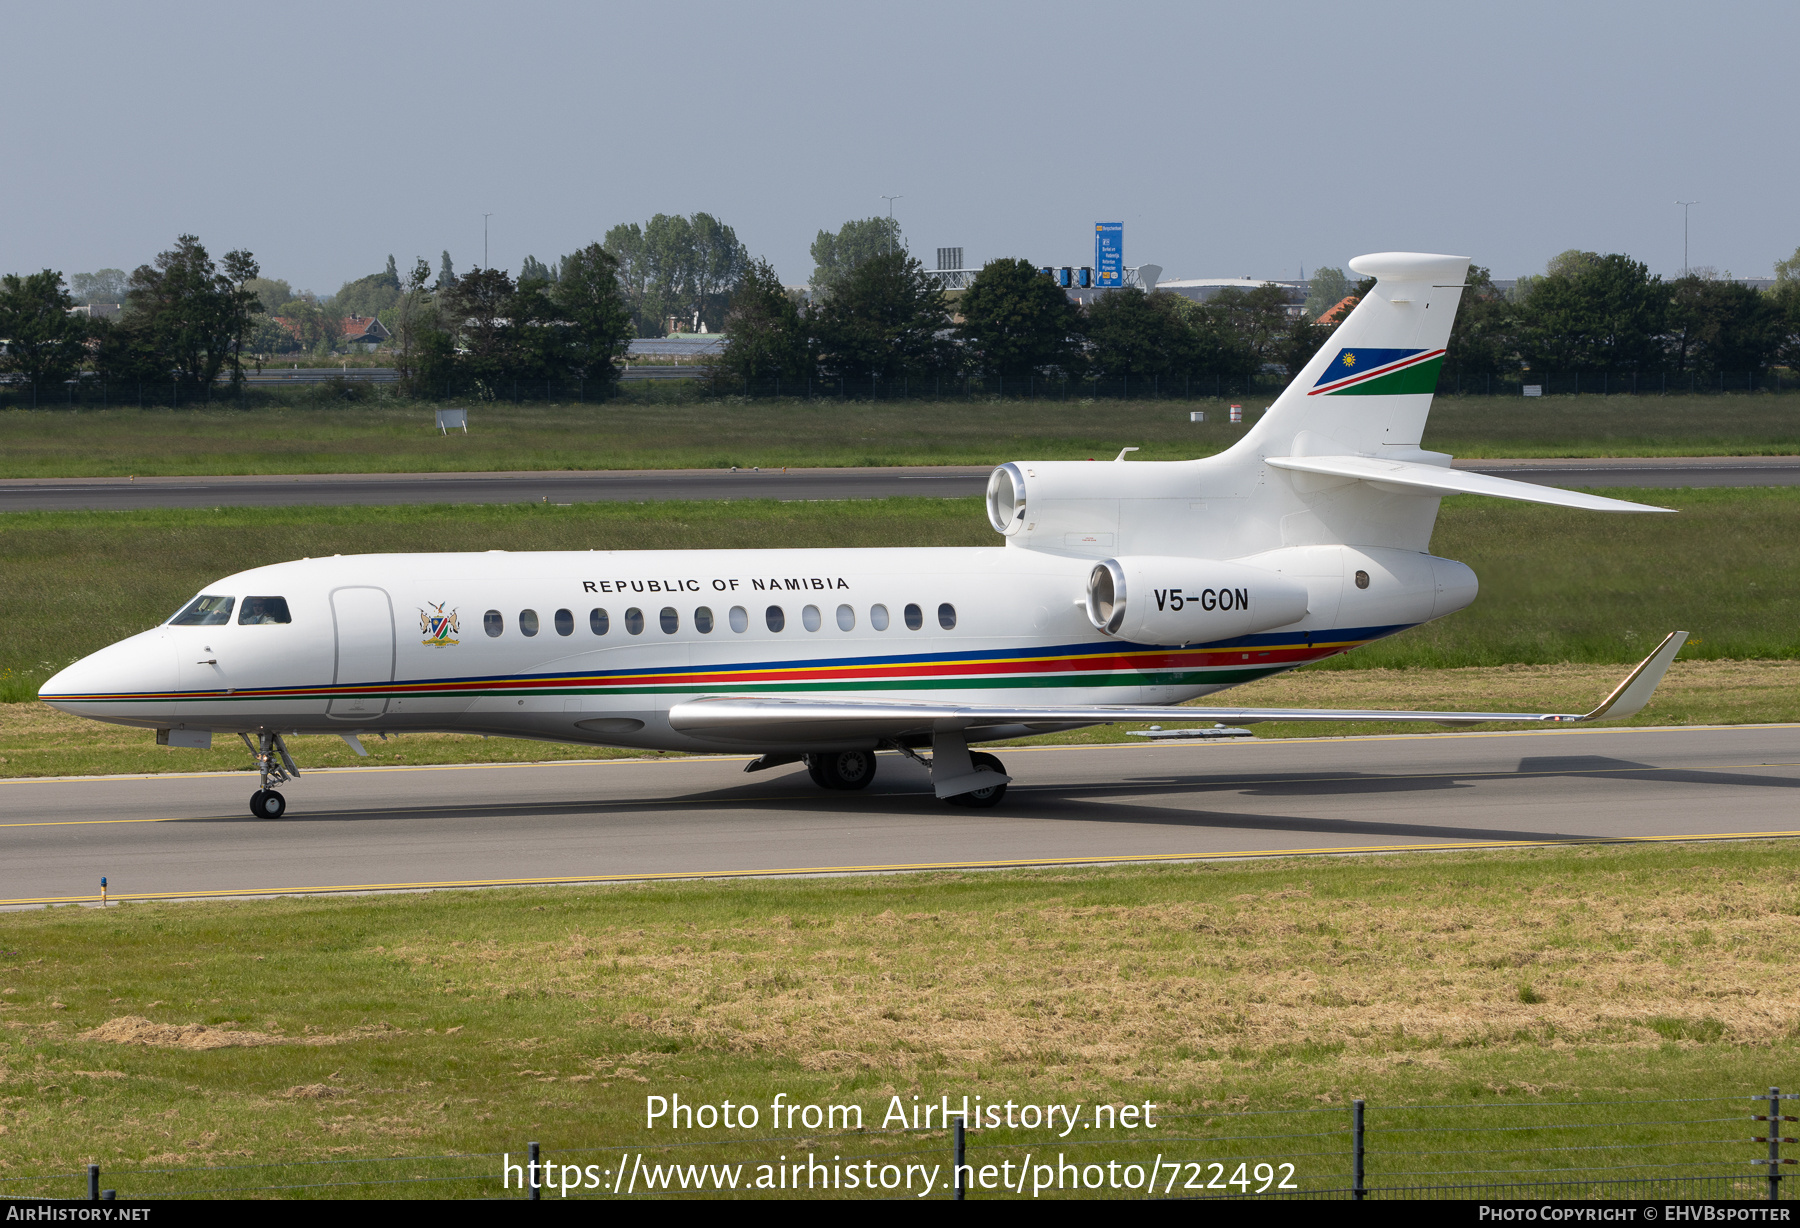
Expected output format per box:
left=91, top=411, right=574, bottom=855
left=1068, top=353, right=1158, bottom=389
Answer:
left=42, top=253, right=1684, bottom=819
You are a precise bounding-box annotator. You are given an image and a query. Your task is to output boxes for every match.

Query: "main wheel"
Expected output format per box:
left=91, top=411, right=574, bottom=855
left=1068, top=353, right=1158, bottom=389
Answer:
left=804, top=750, right=879, bottom=791
left=945, top=752, right=1007, bottom=808
left=252, top=789, right=287, bottom=820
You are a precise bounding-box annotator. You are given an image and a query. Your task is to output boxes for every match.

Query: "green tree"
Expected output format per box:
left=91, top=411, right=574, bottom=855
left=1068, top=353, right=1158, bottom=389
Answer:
left=94, top=235, right=259, bottom=388
left=1666, top=276, right=1784, bottom=374
left=435, top=251, right=455, bottom=292
left=687, top=213, right=748, bottom=331
left=1302, top=266, right=1352, bottom=320
left=1441, top=264, right=1516, bottom=381
left=955, top=258, right=1084, bottom=381
left=1209, top=283, right=1295, bottom=368
left=812, top=250, right=951, bottom=383
left=335, top=267, right=402, bottom=319
left=551, top=243, right=634, bottom=384
left=518, top=255, right=556, bottom=285
left=1085, top=289, right=1197, bottom=381
left=0, top=270, right=90, bottom=385
left=391, top=258, right=439, bottom=394
left=1772, top=280, right=1800, bottom=373
left=242, top=277, right=292, bottom=315
left=706, top=258, right=813, bottom=392
left=69, top=269, right=128, bottom=305
left=273, top=297, right=340, bottom=356
left=809, top=217, right=902, bottom=299
left=1517, top=253, right=1666, bottom=375
left=604, top=213, right=749, bottom=336
left=440, top=267, right=518, bottom=388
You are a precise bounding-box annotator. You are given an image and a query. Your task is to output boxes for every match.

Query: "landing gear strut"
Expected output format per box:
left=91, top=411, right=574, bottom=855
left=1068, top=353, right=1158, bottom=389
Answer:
left=240, top=731, right=300, bottom=819
left=885, top=734, right=1011, bottom=808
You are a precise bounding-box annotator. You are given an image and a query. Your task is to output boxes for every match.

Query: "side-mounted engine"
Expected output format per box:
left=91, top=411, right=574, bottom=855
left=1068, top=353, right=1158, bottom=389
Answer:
left=1084, top=556, right=1310, bottom=646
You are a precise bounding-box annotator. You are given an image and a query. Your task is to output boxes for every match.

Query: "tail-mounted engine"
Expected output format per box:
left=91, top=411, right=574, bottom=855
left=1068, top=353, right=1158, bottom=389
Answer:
left=1084, top=556, right=1310, bottom=645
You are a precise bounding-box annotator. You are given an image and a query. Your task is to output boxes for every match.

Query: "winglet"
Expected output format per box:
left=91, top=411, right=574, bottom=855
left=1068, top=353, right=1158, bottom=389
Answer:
left=1575, top=631, right=1688, bottom=723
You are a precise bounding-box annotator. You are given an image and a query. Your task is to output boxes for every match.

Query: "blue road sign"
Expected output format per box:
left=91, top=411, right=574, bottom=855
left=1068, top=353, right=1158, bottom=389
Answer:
left=1095, top=223, right=1123, bottom=287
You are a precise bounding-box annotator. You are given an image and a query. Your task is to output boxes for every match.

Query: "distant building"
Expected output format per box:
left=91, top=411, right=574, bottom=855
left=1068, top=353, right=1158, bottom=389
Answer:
left=274, top=314, right=392, bottom=350
left=340, top=315, right=390, bottom=348
left=67, top=303, right=121, bottom=320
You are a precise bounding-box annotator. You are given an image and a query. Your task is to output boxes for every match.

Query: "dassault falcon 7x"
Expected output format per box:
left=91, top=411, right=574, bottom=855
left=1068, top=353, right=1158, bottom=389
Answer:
left=42, top=253, right=1685, bottom=819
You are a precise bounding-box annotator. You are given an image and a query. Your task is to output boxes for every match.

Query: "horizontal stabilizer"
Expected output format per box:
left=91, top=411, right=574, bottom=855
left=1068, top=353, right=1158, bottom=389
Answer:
left=668, top=633, right=1687, bottom=741
left=1265, top=455, right=1673, bottom=513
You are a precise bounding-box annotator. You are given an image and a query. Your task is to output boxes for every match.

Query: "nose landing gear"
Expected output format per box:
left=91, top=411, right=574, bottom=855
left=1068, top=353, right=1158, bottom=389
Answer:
left=239, top=731, right=300, bottom=819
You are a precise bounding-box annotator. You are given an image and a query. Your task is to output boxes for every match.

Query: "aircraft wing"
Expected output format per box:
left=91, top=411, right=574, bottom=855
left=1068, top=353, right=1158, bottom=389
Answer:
left=1264, top=454, right=1674, bottom=513
left=667, top=632, right=1688, bottom=744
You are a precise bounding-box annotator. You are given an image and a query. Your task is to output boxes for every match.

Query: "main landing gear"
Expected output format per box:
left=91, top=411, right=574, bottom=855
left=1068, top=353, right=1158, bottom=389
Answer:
left=239, top=731, right=300, bottom=819
left=805, top=750, right=879, bottom=790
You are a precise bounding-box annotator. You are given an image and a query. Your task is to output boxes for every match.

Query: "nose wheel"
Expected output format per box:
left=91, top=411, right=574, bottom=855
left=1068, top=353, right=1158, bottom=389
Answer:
left=239, top=731, right=300, bottom=818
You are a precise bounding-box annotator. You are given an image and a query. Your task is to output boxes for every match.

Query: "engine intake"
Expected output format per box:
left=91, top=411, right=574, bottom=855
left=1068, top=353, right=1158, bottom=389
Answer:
left=1085, top=556, right=1310, bottom=645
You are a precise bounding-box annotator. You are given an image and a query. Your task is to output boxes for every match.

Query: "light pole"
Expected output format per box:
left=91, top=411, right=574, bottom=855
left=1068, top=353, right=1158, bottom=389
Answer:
left=881, top=196, right=902, bottom=253
left=1675, top=201, right=1698, bottom=276
left=483, top=213, right=494, bottom=270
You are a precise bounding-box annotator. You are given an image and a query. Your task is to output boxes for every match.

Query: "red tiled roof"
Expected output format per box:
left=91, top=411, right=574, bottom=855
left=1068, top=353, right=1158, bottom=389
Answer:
left=1316, top=295, right=1359, bottom=326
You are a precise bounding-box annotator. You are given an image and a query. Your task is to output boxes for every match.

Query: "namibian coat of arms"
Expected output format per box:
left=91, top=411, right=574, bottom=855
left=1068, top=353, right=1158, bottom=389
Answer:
left=419, top=602, right=460, bottom=646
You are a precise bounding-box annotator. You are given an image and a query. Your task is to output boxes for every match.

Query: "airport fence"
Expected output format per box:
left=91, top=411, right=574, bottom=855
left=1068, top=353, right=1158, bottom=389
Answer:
left=4, top=1087, right=1793, bottom=1201
left=0, top=366, right=1793, bottom=411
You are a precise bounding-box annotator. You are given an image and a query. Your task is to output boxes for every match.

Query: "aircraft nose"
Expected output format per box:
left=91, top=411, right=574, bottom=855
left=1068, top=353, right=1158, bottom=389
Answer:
left=39, top=630, right=178, bottom=714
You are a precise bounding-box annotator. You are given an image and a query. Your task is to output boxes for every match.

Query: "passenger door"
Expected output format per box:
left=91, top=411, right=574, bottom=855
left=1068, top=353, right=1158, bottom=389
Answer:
left=328, top=587, right=395, bottom=719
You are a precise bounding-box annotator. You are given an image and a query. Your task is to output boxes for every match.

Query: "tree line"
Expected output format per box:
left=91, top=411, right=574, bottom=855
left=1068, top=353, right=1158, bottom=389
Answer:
left=711, top=251, right=1360, bottom=393
left=712, top=244, right=1800, bottom=393
left=6, top=226, right=1799, bottom=398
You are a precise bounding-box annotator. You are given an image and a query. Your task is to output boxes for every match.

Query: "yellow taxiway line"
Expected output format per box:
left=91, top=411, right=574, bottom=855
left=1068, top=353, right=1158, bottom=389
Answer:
left=6, top=828, right=1799, bottom=908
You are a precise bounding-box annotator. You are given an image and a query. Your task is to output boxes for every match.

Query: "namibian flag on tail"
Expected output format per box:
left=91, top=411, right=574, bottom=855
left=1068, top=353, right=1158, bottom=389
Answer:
left=1308, top=347, right=1445, bottom=396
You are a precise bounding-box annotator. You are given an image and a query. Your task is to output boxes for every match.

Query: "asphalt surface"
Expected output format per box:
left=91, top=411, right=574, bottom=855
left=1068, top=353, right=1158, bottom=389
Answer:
left=3, top=724, right=1796, bottom=906
left=2, top=456, right=1796, bottom=513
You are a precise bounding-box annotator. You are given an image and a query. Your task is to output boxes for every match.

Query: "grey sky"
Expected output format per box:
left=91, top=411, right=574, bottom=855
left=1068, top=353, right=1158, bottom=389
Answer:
left=5, top=0, right=1793, bottom=296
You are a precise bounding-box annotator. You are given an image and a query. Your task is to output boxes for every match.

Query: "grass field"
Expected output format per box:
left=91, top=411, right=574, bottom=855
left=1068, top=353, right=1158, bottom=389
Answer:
left=1, top=391, right=1798, bottom=476
left=0, top=842, right=1794, bottom=1198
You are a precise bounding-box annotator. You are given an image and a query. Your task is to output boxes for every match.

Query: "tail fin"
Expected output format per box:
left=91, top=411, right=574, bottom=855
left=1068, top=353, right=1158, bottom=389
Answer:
left=1239, top=252, right=1469, bottom=459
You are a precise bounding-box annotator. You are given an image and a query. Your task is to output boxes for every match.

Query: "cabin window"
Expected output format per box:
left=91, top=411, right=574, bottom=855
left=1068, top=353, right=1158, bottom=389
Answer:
left=519, top=609, right=540, bottom=637
left=554, top=608, right=574, bottom=636
left=695, top=606, right=715, bottom=634
left=589, top=608, right=609, bottom=635
left=238, top=596, right=291, bottom=625
left=904, top=603, right=924, bottom=631
left=765, top=605, right=785, bottom=632
left=802, top=604, right=822, bottom=632
left=170, top=595, right=234, bottom=626
left=836, top=604, right=855, bottom=631
left=729, top=606, right=748, bottom=633
left=660, top=607, right=679, bottom=634
left=484, top=610, right=504, bottom=637
left=624, top=607, right=645, bottom=635
left=870, top=603, right=890, bottom=631
left=938, top=602, right=957, bottom=630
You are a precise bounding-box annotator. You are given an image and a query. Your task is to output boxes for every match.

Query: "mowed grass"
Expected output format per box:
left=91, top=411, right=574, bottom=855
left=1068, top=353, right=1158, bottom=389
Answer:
left=1, top=391, right=1799, bottom=477
left=0, top=843, right=1796, bottom=1198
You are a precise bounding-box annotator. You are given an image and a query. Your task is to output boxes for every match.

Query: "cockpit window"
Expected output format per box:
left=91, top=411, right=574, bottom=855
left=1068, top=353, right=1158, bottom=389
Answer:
left=238, top=596, right=292, bottom=625
left=170, top=595, right=234, bottom=625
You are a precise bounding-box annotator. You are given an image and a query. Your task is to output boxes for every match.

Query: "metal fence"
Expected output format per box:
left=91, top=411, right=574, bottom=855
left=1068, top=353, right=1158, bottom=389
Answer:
left=4, top=1088, right=1793, bottom=1201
